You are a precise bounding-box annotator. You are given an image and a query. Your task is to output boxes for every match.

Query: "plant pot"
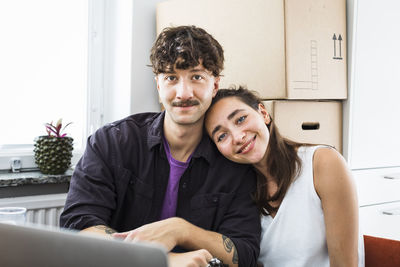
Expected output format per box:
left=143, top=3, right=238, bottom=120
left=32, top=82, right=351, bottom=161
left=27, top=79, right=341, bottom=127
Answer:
left=34, top=136, right=74, bottom=175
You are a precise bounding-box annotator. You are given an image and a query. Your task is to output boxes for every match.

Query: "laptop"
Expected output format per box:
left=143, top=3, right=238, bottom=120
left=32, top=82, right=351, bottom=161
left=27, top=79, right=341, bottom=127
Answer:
left=0, top=222, right=168, bottom=267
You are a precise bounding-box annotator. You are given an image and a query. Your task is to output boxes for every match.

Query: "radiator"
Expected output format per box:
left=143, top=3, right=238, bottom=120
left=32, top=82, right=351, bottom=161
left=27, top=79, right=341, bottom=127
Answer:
left=0, top=193, right=66, bottom=227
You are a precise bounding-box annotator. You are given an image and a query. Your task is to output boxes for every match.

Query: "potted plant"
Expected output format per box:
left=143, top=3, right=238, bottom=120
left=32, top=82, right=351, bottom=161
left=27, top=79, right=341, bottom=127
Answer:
left=34, top=119, right=73, bottom=175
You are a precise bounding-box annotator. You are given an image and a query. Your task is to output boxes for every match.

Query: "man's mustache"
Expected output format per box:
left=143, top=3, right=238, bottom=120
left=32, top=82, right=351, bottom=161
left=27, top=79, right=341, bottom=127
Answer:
left=172, top=100, right=200, bottom=107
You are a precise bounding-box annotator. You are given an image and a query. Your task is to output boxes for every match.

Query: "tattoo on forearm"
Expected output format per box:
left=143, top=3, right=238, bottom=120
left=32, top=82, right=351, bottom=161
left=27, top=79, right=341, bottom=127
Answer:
left=232, top=247, right=238, bottom=264
left=95, top=225, right=116, bottom=235
left=222, top=235, right=233, bottom=253
left=222, top=235, right=239, bottom=264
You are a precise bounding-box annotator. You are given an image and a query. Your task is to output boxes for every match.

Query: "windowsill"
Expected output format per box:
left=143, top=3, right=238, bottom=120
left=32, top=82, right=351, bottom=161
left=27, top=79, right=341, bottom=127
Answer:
left=0, top=169, right=72, bottom=198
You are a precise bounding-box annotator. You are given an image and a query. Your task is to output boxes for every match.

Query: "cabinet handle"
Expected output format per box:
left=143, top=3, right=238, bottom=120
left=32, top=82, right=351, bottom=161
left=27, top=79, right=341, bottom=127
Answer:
left=383, top=173, right=400, bottom=179
left=382, top=207, right=400, bottom=215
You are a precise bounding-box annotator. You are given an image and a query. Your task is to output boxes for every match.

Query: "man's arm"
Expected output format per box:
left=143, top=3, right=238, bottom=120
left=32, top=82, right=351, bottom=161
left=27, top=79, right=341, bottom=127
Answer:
left=169, top=250, right=213, bottom=267
left=81, top=224, right=216, bottom=267
left=113, top=217, right=238, bottom=266
left=177, top=219, right=239, bottom=266
left=81, top=224, right=218, bottom=267
left=60, top=128, right=117, bottom=230
left=80, top=225, right=117, bottom=239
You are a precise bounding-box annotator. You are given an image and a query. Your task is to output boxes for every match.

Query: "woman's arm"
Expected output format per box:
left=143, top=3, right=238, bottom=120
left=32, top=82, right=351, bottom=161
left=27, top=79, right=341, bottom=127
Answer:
left=313, top=147, right=359, bottom=267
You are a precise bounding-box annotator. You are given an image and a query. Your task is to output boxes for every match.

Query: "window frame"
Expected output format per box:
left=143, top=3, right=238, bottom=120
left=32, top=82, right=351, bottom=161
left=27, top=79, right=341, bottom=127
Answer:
left=0, top=0, right=108, bottom=171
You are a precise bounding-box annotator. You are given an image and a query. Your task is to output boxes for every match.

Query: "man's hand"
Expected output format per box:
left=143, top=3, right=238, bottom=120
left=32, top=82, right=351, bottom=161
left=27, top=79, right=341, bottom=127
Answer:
left=112, top=217, right=188, bottom=251
left=113, top=217, right=238, bottom=266
left=169, top=250, right=213, bottom=267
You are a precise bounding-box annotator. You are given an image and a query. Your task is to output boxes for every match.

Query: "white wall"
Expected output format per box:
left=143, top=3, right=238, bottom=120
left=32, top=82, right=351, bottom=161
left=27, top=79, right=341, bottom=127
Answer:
left=102, top=0, right=134, bottom=124
left=342, top=0, right=357, bottom=162
left=130, top=0, right=164, bottom=115
left=345, top=0, right=400, bottom=169
left=103, top=0, right=162, bottom=125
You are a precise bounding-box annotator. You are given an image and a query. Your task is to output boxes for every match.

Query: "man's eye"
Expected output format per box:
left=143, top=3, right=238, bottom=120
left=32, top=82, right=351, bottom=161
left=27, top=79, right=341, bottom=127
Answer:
left=166, top=76, right=177, bottom=82
left=217, top=133, right=227, bottom=142
left=192, top=74, right=203, bottom=81
left=237, top=116, right=247, bottom=124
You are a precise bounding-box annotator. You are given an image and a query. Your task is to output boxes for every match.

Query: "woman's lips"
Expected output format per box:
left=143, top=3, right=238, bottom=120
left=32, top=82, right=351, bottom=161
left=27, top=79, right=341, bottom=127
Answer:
left=237, top=135, right=256, bottom=154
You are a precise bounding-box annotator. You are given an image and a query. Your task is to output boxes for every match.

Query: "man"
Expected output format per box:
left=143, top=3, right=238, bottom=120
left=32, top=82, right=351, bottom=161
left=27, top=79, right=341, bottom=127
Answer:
left=60, top=26, right=260, bottom=267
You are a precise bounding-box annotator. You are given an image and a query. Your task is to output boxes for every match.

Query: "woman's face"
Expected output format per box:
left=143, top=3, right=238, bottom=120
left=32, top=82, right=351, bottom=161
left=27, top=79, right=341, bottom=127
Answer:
left=205, top=96, right=271, bottom=165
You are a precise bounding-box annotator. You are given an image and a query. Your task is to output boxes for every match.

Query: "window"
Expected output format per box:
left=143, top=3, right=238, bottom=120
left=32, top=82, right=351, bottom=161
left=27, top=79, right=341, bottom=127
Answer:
left=0, top=0, right=107, bottom=170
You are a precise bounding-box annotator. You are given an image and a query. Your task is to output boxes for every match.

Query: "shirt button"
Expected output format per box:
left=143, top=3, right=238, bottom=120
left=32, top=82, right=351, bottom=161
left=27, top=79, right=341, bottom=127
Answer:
left=212, top=196, right=219, bottom=203
left=182, top=182, right=187, bottom=189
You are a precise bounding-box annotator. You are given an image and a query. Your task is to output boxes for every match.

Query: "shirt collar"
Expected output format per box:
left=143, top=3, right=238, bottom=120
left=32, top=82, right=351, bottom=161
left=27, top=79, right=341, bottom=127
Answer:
left=146, top=111, right=217, bottom=164
left=191, top=132, right=217, bottom=164
left=146, top=111, right=165, bottom=149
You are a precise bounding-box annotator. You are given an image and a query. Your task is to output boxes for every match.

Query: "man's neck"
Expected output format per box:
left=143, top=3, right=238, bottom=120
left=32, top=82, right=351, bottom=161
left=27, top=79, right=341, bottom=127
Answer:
left=163, top=117, right=204, bottom=162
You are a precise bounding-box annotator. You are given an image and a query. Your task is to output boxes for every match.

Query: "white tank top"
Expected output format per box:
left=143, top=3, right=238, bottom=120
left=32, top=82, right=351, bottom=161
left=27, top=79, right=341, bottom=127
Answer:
left=258, top=146, right=364, bottom=267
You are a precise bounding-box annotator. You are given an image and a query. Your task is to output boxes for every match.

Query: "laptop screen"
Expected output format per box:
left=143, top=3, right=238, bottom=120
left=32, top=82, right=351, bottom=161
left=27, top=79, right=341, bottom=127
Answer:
left=0, top=222, right=168, bottom=267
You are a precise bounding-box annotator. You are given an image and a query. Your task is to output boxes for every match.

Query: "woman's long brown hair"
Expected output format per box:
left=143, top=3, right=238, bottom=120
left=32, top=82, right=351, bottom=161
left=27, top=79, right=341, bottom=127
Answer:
left=208, top=86, right=303, bottom=215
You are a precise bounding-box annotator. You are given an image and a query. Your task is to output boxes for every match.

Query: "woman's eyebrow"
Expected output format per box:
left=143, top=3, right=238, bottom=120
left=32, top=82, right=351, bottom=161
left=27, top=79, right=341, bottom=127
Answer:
left=227, top=109, right=244, bottom=120
left=211, top=125, right=221, bottom=139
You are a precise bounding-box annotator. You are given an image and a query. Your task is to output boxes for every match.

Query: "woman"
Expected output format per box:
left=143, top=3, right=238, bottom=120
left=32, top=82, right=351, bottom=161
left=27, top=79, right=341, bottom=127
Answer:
left=205, top=87, right=364, bottom=267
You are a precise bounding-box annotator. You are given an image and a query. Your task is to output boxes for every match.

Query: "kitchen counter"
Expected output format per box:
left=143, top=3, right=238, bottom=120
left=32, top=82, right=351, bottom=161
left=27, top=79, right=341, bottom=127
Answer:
left=0, top=169, right=72, bottom=198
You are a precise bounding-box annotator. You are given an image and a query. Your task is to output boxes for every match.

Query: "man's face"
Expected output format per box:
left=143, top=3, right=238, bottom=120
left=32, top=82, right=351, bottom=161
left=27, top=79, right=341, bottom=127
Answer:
left=156, top=63, right=220, bottom=126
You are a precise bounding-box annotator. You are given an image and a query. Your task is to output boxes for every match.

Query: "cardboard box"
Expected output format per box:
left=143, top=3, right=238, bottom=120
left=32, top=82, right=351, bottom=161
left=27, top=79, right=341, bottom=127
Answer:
left=285, top=0, right=347, bottom=99
left=263, top=100, right=342, bottom=152
left=156, top=0, right=286, bottom=99
left=156, top=0, right=347, bottom=100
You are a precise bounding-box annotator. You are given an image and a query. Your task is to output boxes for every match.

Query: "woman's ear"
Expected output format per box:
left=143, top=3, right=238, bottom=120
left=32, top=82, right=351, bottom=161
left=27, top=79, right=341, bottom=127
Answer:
left=258, top=103, right=271, bottom=125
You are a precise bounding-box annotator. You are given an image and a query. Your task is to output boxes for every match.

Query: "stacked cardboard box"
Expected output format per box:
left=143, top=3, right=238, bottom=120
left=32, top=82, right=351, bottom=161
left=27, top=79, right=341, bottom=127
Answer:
left=263, top=100, right=342, bottom=152
left=156, top=0, right=346, bottom=152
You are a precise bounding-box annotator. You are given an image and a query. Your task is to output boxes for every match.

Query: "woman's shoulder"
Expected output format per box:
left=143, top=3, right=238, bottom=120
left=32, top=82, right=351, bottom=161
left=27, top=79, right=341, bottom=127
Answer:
left=312, top=146, right=344, bottom=171
left=311, top=146, right=354, bottom=198
left=297, top=145, right=340, bottom=166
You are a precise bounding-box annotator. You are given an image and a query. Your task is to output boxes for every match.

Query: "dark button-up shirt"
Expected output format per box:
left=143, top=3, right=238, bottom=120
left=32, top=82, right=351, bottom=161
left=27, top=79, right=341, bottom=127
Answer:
left=60, top=112, right=261, bottom=266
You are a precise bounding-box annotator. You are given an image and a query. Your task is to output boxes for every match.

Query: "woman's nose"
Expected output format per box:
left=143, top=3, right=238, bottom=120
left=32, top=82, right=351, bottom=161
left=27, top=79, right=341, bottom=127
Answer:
left=232, top=131, right=246, bottom=144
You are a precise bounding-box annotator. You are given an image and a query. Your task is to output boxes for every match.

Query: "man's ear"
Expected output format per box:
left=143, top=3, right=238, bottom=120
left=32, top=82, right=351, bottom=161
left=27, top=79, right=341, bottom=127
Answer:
left=212, top=76, right=220, bottom=97
left=155, top=75, right=160, bottom=92
left=258, top=103, right=271, bottom=125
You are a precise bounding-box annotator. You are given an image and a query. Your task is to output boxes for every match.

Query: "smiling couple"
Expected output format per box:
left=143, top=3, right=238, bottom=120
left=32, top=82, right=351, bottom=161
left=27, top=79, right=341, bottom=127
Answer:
left=61, top=25, right=364, bottom=267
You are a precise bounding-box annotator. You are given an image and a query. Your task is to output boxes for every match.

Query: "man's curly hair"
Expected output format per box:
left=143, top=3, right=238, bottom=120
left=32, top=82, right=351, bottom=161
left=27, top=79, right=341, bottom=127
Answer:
left=150, top=25, right=224, bottom=77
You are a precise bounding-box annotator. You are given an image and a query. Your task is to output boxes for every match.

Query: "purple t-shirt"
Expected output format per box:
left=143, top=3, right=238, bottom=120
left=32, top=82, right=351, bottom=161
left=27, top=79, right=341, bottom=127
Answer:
left=159, top=135, right=192, bottom=220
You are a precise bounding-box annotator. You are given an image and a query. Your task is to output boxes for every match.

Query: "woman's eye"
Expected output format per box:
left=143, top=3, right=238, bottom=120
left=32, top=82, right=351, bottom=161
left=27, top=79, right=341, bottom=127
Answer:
left=237, top=116, right=247, bottom=124
left=217, top=133, right=227, bottom=142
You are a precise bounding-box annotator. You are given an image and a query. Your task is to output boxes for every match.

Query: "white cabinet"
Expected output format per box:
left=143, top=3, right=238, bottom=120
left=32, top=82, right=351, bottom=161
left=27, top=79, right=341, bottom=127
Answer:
left=353, top=167, right=400, bottom=206
left=345, top=0, right=400, bottom=169
left=360, top=202, right=400, bottom=241
left=353, top=167, right=400, bottom=240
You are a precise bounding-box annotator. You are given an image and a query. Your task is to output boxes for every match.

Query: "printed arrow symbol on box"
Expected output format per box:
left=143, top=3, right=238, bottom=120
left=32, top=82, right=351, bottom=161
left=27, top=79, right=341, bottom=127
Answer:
left=332, top=34, right=337, bottom=58
left=338, top=34, right=342, bottom=58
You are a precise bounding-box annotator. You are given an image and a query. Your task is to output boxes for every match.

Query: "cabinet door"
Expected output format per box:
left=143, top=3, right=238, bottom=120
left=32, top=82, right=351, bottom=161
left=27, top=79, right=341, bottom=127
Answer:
left=360, top=201, right=400, bottom=241
left=346, top=0, right=400, bottom=169
left=353, top=167, right=400, bottom=206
